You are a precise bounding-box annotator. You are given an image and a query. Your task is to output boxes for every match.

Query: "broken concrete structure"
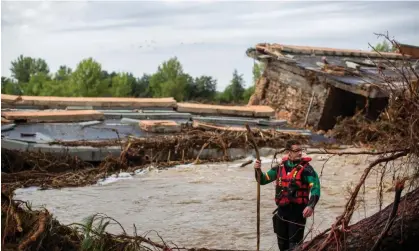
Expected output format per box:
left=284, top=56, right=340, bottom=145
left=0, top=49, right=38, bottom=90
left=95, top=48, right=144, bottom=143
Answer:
left=247, top=43, right=419, bottom=130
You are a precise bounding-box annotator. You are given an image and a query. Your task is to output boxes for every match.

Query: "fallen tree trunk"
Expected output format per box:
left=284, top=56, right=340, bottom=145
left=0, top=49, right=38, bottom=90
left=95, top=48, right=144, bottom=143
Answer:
left=299, top=187, right=419, bottom=251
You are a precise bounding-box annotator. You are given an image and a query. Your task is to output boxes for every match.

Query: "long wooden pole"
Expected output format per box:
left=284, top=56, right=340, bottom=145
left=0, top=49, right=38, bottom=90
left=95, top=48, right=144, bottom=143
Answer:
left=245, top=124, right=260, bottom=251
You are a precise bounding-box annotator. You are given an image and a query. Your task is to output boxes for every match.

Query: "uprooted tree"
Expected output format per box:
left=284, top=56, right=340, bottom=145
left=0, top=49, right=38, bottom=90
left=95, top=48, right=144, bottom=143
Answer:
left=295, top=33, right=419, bottom=251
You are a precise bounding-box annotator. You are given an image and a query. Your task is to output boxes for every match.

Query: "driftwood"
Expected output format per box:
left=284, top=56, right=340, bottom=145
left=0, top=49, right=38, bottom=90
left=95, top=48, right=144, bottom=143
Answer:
left=239, top=160, right=253, bottom=168
left=193, top=121, right=247, bottom=132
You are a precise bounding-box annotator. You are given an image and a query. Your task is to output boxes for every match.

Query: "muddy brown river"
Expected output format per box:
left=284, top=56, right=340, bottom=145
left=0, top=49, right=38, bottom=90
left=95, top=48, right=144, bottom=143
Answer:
left=15, top=153, right=397, bottom=250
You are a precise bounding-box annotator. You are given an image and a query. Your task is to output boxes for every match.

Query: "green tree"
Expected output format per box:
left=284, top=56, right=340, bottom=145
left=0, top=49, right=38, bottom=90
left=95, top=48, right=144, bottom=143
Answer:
left=21, top=72, right=52, bottom=96
left=1, top=77, right=21, bottom=95
left=54, top=65, right=72, bottom=81
left=220, top=85, right=234, bottom=103
left=10, top=55, right=49, bottom=83
left=132, top=74, right=152, bottom=97
left=373, top=40, right=397, bottom=52
left=110, top=73, right=134, bottom=97
left=100, top=70, right=117, bottom=80
left=188, top=75, right=217, bottom=101
left=100, top=70, right=118, bottom=91
left=70, top=58, right=107, bottom=97
left=221, top=69, right=245, bottom=103
left=243, top=85, right=255, bottom=103
left=252, top=62, right=264, bottom=84
left=230, top=69, right=245, bottom=100
left=243, top=62, right=264, bottom=103
left=149, top=57, right=191, bottom=101
left=39, top=79, right=69, bottom=96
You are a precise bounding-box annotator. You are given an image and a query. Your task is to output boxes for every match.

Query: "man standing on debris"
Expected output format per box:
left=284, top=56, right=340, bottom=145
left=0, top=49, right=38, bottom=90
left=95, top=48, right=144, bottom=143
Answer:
left=254, top=140, right=320, bottom=251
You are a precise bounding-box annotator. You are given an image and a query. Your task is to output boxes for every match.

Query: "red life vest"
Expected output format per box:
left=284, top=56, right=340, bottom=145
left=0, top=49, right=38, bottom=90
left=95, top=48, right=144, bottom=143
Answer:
left=275, top=156, right=312, bottom=206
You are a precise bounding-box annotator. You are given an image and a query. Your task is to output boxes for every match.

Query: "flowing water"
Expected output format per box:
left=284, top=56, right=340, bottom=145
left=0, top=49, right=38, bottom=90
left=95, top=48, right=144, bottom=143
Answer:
left=15, top=154, right=396, bottom=250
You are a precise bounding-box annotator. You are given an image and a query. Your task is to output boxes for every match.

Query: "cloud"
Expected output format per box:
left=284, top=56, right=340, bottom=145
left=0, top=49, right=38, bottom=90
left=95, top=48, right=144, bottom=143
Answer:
left=2, top=1, right=419, bottom=90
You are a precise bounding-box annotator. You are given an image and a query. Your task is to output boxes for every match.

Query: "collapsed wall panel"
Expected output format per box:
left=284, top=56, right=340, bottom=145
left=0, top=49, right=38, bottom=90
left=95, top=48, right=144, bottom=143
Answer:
left=1, top=94, right=177, bottom=108
left=248, top=61, right=328, bottom=127
left=1, top=110, right=104, bottom=123
left=177, top=103, right=274, bottom=117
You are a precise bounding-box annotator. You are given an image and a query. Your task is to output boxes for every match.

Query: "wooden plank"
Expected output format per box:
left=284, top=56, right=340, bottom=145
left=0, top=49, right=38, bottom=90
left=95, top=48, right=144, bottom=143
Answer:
left=177, top=103, right=274, bottom=118
left=192, top=121, right=246, bottom=132
left=1, top=94, right=21, bottom=104
left=139, top=120, right=181, bottom=133
left=4, top=95, right=177, bottom=108
left=1, top=110, right=104, bottom=123
left=1, top=117, right=13, bottom=124
left=251, top=105, right=276, bottom=117
left=192, top=116, right=260, bottom=126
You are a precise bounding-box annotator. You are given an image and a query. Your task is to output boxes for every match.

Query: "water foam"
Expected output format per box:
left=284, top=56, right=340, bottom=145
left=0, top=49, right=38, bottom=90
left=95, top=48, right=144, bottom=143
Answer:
left=97, top=172, right=134, bottom=185
left=14, top=186, right=40, bottom=194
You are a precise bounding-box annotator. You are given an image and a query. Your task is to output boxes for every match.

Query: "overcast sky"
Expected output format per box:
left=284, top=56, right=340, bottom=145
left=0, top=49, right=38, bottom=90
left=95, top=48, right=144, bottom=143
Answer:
left=2, top=0, right=418, bottom=91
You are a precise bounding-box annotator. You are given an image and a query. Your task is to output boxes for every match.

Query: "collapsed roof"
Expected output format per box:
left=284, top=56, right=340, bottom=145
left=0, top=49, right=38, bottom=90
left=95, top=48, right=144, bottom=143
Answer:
left=247, top=43, right=419, bottom=98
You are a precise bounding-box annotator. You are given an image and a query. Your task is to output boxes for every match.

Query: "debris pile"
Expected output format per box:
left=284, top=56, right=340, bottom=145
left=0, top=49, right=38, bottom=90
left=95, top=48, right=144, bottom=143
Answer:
left=1, top=128, right=309, bottom=191
left=331, top=77, right=419, bottom=153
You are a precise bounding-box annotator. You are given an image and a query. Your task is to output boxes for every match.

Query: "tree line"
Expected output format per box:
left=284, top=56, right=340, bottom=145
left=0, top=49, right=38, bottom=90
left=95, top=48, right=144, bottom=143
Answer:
left=372, top=40, right=397, bottom=53
left=1, top=55, right=263, bottom=104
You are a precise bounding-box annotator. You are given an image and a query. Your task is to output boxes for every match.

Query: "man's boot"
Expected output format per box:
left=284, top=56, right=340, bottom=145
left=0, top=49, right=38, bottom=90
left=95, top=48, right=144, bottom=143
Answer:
left=288, top=242, right=298, bottom=250
left=276, top=235, right=289, bottom=251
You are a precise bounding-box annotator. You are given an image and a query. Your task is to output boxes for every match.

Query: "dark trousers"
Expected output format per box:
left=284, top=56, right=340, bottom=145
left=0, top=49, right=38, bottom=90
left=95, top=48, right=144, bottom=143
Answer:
left=272, top=204, right=307, bottom=251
